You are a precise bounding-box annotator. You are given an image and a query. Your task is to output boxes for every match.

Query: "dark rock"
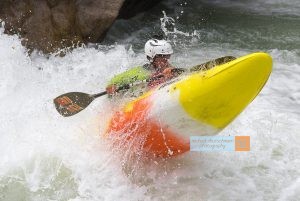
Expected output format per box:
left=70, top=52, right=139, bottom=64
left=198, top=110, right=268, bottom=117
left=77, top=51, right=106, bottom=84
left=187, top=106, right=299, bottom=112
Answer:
left=118, top=0, right=163, bottom=19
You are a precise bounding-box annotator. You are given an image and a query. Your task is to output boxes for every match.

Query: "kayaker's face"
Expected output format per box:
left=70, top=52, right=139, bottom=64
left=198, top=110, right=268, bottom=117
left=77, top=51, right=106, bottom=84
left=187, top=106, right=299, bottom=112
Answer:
left=153, top=54, right=171, bottom=68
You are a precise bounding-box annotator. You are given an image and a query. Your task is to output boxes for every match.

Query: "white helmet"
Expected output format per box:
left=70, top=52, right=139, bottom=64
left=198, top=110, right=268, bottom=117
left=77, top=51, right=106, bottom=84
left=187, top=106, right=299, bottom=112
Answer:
left=144, top=39, right=173, bottom=59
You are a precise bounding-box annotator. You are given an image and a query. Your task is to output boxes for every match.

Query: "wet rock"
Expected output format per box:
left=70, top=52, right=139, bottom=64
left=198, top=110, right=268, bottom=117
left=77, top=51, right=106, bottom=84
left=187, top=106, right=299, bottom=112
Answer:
left=0, top=0, right=161, bottom=54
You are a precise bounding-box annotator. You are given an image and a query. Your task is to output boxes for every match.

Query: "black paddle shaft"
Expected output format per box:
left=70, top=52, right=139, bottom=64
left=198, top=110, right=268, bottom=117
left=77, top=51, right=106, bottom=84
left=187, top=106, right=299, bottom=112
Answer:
left=91, top=91, right=107, bottom=98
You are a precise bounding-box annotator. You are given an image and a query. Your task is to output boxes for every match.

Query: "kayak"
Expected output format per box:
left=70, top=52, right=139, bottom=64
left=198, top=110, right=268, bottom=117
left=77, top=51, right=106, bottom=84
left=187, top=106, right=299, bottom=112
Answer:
left=105, top=52, right=272, bottom=158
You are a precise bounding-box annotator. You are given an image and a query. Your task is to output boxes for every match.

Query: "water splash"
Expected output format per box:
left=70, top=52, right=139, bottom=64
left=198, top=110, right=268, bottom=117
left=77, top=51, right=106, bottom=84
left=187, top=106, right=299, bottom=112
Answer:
left=160, top=10, right=201, bottom=51
left=160, top=11, right=191, bottom=38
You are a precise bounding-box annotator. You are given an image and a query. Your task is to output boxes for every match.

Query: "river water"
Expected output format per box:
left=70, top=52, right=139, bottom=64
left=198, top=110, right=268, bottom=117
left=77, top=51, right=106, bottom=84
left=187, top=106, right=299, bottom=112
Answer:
left=0, top=0, right=299, bottom=200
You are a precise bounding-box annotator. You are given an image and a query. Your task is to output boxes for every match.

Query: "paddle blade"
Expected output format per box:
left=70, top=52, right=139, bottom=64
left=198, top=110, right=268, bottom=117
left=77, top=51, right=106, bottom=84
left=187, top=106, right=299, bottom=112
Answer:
left=53, top=92, right=95, bottom=117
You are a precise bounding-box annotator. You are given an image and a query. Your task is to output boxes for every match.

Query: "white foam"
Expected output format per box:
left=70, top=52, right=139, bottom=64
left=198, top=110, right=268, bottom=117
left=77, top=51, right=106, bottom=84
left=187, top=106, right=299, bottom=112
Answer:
left=0, top=23, right=300, bottom=200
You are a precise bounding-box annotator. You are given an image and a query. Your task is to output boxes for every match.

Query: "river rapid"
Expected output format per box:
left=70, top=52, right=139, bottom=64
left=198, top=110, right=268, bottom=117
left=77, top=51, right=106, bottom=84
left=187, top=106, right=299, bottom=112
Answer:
left=0, top=0, right=300, bottom=200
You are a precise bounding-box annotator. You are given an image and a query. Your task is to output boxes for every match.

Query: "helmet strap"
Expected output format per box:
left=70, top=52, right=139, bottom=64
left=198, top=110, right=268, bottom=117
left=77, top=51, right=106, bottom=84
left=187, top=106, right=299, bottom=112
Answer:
left=147, top=56, right=154, bottom=63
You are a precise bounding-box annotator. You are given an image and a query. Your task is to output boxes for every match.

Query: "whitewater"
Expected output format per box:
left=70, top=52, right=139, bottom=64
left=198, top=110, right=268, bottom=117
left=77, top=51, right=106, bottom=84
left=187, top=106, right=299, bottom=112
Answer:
left=1, top=0, right=300, bottom=200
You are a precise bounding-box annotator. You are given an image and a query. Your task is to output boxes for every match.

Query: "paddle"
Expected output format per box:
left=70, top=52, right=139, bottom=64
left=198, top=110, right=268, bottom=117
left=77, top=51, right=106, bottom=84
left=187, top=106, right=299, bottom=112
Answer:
left=53, top=85, right=130, bottom=117
left=53, top=56, right=236, bottom=117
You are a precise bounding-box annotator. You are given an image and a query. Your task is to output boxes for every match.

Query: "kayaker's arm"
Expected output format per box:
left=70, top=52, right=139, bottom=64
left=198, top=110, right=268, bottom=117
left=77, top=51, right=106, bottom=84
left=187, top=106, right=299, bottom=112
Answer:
left=146, top=67, right=186, bottom=87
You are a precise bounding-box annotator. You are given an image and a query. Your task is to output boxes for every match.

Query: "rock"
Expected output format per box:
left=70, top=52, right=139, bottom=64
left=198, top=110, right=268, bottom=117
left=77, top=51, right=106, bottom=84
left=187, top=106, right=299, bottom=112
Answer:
left=0, top=0, right=83, bottom=53
left=1, top=0, right=162, bottom=54
left=76, top=0, right=124, bottom=42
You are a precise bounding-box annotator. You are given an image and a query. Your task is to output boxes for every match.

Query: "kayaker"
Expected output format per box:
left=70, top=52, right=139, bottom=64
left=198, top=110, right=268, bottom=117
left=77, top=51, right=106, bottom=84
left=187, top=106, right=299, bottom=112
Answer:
left=106, top=38, right=179, bottom=95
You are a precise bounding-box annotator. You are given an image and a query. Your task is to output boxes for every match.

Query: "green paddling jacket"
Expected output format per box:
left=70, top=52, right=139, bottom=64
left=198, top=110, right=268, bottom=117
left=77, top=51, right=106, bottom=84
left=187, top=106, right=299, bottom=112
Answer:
left=107, top=64, right=152, bottom=88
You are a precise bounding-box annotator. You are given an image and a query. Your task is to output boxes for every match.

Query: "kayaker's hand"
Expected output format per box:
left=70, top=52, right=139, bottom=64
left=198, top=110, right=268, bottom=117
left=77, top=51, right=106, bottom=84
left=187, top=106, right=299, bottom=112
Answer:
left=106, top=85, right=117, bottom=95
